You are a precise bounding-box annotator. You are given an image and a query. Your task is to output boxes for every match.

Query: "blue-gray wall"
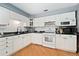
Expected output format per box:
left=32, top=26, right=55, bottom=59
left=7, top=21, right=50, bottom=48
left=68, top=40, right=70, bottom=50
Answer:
left=0, top=3, right=31, bottom=18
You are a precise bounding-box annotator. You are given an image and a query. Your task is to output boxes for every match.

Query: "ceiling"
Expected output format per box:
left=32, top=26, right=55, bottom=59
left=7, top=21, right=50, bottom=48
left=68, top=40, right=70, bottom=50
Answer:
left=12, top=3, right=78, bottom=18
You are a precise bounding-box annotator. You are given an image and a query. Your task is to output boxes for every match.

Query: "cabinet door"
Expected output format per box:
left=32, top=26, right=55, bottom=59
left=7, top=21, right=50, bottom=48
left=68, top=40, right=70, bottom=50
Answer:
left=33, top=21, right=44, bottom=27
left=24, top=20, right=30, bottom=27
left=17, top=35, right=23, bottom=49
left=36, top=34, right=43, bottom=45
left=56, top=35, right=77, bottom=52
left=0, top=38, right=6, bottom=56
left=33, top=18, right=44, bottom=27
left=24, top=34, right=31, bottom=45
left=0, top=45, right=6, bottom=56
left=5, top=37, right=14, bottom=55
left=63, top=35, right=77, bottom=52
left=20, top=35, right=28, bottom=48
left=0, top=49, right=3, bottom=56
left=13, top=35, right=30, bottom=53
left=62, top=12, right=76, bottom=26
left=2, top=46, right=13, bottom=56
left=17, top=35, right=27, bottom=49
left=31, top=33, right=43, bottom=45
left=56, top=12, right=76, bottom=26
left=13, top=36, right=20, bottom=52
left=56, top=35, right=65, bottom=50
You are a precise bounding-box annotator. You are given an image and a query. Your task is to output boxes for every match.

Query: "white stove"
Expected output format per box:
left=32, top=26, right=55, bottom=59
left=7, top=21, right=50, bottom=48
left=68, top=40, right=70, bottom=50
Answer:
left=43, top=33, right=56, bottom=48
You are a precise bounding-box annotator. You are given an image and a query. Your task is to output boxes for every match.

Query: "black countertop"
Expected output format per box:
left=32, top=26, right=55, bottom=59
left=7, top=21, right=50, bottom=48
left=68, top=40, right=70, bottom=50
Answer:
left=0, top=32, right=55, bottom=38
left=0, top=32, right=26, bottom=38
left=1, top=31, right=77, bottom=38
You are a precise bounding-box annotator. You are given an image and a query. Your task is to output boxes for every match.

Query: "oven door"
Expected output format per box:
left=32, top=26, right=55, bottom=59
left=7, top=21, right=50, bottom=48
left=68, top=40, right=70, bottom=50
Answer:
left=43, top=34, right=56, bottom=44
left=43, top=34, right=56, bottom=48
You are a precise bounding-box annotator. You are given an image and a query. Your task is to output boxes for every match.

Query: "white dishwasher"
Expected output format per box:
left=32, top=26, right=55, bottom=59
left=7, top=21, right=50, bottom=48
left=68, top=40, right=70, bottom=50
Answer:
left=43, top=33, right=56, bottom=48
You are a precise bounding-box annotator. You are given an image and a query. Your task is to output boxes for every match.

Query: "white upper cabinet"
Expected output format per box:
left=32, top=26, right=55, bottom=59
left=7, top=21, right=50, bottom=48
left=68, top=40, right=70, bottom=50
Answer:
left=33, top=18, right=44, bottom=27
left=34, top=11, right=76, bottom=27
left=56, top=12, right=76, bottom=26
left=33, top=16, right=56, bottom=27
left=0, top=6, right=10, bottom=25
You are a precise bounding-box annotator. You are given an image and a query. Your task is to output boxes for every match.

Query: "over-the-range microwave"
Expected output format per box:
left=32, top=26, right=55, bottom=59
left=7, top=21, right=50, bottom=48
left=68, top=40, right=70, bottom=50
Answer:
left=61, top=21, right=70, bottom=25
left=60, top=21, right=76, bottom=26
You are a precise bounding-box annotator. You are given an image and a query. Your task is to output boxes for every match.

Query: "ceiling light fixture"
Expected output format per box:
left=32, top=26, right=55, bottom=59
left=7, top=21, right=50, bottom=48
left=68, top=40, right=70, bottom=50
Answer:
left=44, top=9, right=48, bottom=12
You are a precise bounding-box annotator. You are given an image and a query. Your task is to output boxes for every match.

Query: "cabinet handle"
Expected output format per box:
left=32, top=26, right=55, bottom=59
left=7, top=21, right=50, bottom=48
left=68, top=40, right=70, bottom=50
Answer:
left=6, top=51, right=8, bottom=54
left=18, top=36, right=20, bottom=37
left=64, top=38, right=67, bottom=39
left=6, top=42, right=8, bottom=43
left=6, top=46, right=8, bottom=47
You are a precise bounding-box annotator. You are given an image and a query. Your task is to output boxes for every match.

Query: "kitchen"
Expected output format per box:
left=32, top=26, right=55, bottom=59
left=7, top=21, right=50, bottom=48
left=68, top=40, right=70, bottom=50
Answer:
left=0, top=3, right=79, bottom=56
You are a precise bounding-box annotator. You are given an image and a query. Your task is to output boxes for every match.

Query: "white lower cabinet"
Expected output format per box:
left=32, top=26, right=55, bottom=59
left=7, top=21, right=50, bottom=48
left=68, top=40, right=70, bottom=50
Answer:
left=23, top=34, right=31, bottom=45
left=63, top=35, right=77, bottom=52
left=13, top=34, right=31, bottom=54
left=0, top=37, right=14, bottom=56
left=0, top=33, right=77, bottom=56
left=56, top=35, right=64, bottom=50
left=56, top=34, right=77, bottom=52
left=19, top=34, right=30, bottom=48
left=0, top=34, right=31, bottom=56
left=30, top=33, right=43, bottom=45
left=0, top=45, right=6, bottom=56
left=13, top=36, right=20, bottom=52
left=5, top=37, right=14, bottom=56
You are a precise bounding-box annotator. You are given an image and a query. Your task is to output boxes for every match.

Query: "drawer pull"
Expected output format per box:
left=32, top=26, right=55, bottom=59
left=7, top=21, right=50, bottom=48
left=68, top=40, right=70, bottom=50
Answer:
left=6, top=51, right=8, bottom=54
left=64, top=38, right=67, bottom=39
left=6, top=46, right=8, bottom=47
left=6, top=42, right=8, bottom=43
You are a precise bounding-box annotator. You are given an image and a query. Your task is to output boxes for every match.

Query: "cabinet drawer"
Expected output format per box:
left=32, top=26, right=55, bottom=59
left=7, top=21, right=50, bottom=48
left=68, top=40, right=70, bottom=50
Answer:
left=0, top=38, right=6, bottom=42
left=1, top=47, right=13, bottom=56
left=6, top=37, right=13, bottom=41
left=6, top=48, right=13, bottom=55
left=0, top=44, right=6, bottom=50
left=0, top=50, right=3, bottom=56
left=61, top=35, right=76, bottom=39
left=6, top=40, right=13, bottom=44
left=0, top=49, right=4, bottom=56
left=0, top=41, right=6, bottom=46
left=6, top=43, right=13, bottom=48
